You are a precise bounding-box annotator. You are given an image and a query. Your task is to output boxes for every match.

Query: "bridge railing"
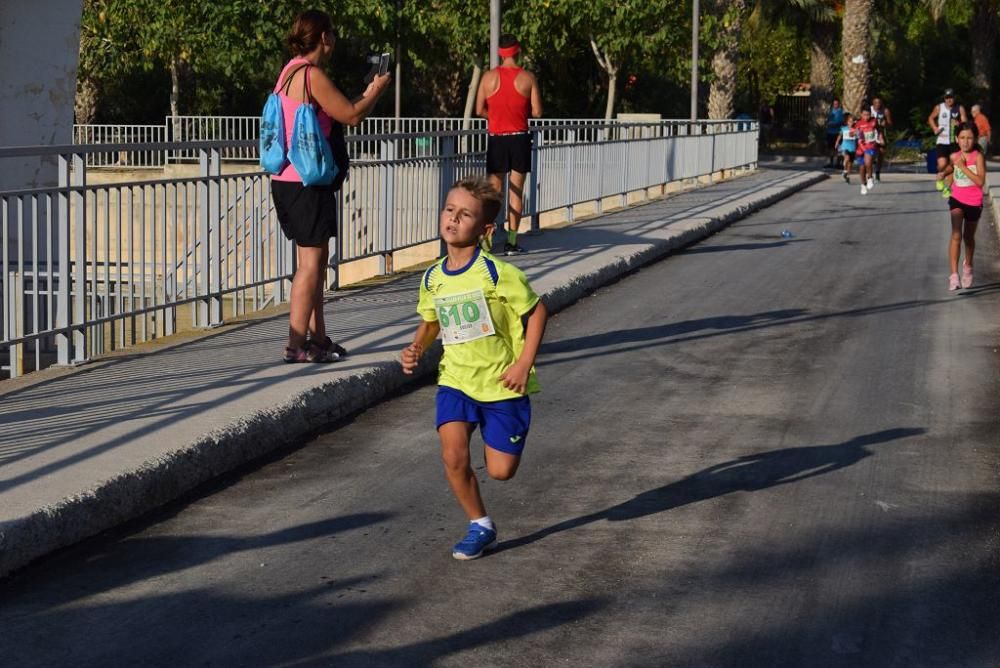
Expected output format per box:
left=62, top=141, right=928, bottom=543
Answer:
left=2, top=119, right=758, bottom=378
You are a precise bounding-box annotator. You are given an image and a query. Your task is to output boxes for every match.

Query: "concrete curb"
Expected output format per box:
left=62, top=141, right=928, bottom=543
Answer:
left=987, top=172, right=1000, bottom=244
left=0, top=170, right=827, bottom=578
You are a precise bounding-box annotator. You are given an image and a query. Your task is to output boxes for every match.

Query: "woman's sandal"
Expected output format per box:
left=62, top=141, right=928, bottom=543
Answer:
left=314, top=336, right=348, bottom=357
left=283, top=342, right=339, bottom=363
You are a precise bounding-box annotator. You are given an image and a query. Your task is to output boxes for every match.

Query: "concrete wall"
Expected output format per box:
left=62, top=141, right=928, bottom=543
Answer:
left=0, top=0, right=83, bottom=190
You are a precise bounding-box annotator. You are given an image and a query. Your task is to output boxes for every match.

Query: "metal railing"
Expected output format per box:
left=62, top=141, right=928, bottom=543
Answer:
left=73, top=116, right=729, bottom=165
left=4, top=120, right=757, bottom=378
left=71, top=124, right=169, bottom=167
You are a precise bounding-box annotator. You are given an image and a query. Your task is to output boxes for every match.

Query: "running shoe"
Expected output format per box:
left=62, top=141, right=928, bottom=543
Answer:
left=866, top=178, right=875, bottom=190
left=875, top=172, right=881, bottom=183
left=941, top=187, right=952, bottom=199
left=503, top=242, right=526, bottom=256
left=452, top=522, right=497, bottom=560
left=860, top=185, right=868, bottom=195
left=936, top=179, right=945, bottom=191
left=842, top=171, right=849, bottom=184
left=949, top=273, right=961, bottom=291
left=961, top=264, right=974, bottom=289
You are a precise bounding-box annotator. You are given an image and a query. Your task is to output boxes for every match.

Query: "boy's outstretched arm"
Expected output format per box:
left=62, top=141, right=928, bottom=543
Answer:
left=500, top=300, right=548, bottom=394
left=401, top=320, right=440, bottom=374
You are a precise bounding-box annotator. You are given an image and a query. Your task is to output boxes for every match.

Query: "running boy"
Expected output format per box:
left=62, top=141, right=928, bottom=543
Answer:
left=835, top=112, right=857, bottom=184
left=855, top=108, right=881, bottom=195
left=941, top=123, right=987, bottom=290
left=400, top=177, right=548, bottom=560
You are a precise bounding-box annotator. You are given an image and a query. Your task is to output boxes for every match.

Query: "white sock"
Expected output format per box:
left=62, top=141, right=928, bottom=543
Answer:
left=471, top=516, right=494, bottom=531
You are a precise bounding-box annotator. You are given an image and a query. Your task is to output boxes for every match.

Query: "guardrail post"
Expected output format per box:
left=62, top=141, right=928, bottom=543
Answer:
left=208, top=147, right=223, bottom=326
left=329, top=190, right=342, bottom=291
left=56, top=154, right=71, bottom=365
left=378, top=139, right=396, bottom=276
left=596, top=127, right=606, bottom=215
left=191, top=146, right=224, bottom=325
left=70, top=153, right=88, bottom=365
left=620, top=131, right=629, bottom=209
left=565, top=129, right=576, bottom=223
left=7, top=272, right=24, bottom=377
left=439, top=136, right=456, bottom=256
left=529, top=129, right=540, bottom=232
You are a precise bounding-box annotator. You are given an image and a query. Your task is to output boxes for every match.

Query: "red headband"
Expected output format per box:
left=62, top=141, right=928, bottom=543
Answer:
left=498, top=44, right=520, bottom=58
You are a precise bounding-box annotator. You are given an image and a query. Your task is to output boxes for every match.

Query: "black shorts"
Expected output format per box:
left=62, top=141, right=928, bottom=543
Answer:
left=935, top=143, right=959, bottom=161
left=947, top=197, right=982, bottom=222
left=271, top=180, right=338, bottom=247
left=826, top=134, right=839, bottom=150
left=487, top=133, right=532, bottom=174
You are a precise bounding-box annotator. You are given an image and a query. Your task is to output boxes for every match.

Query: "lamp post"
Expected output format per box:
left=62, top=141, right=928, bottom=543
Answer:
left=690, top=0, right=699, bottom=121
left=490, top=0, right=501, bottom=69
left=395, top=0, right=402, bottom=121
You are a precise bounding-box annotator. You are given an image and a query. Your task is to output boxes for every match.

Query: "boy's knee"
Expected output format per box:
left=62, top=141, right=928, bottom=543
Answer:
left=485, top=456, right=520, bottom=481
left=487, top=467, right=517, bottom=481
left=440, top=449, right=470, bottom=474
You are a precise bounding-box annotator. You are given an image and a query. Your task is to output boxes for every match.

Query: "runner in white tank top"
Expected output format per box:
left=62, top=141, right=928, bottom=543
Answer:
left=928, top=89, right=967, bottom=194
left=870, top=96, right=892, bottom=182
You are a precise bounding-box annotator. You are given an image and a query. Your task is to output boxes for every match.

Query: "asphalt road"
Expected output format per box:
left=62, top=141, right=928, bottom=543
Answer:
left=2, top=172, right=999, bottom=667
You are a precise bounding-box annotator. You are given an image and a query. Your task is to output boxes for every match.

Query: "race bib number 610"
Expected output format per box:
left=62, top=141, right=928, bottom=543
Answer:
left=435, top=289, right=496, bottom=345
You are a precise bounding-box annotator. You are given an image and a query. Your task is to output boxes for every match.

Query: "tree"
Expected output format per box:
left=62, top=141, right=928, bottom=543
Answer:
left=706, top=0, right=750, bottom=119
left=841, top=0, right=874, bottom=114
left=515, top=0, right=682, bottom=119
left=927, top=0, right=997, bottom=103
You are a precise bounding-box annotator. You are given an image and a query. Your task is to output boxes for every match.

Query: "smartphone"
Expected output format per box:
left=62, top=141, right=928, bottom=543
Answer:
left=365, top=52, right=391, bottom=83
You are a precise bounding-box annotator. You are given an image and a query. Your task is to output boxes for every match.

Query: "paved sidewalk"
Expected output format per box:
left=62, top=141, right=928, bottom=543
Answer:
left=0, top=168, right=825, bottom=577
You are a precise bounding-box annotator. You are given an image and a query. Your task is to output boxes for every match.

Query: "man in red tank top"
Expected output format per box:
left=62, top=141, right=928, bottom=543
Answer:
left=476, top=34, right=543, bottom=255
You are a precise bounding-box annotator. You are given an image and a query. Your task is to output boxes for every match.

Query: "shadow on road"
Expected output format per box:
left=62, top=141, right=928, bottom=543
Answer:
left=495, top=428, right=925, bottom=554
left=538, top=286, right=1000, bottom=367
left=0, top=513, right=391, bottom=607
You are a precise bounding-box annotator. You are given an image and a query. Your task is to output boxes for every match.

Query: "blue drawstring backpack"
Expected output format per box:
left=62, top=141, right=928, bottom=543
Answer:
left=287, top=66, right=337, bottom=186
left=259, top=64, right=306, bottom=175
left=259, top=92, right=286, bottom=174
left=261, top=63, right=338, bottom=187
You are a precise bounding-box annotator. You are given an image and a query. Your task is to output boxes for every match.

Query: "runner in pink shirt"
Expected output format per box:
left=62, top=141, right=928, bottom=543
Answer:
left=941, top=123, right=987, bottom=290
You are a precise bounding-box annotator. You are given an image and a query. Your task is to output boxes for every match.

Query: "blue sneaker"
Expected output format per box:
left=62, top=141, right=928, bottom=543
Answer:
left=452, top=522, right=497, bottom=560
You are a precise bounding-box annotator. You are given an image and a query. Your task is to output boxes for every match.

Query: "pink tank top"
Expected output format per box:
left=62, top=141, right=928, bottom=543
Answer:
left=271, top=57, right=333, bottom=183
left=950, top=151, right=983, bottom=207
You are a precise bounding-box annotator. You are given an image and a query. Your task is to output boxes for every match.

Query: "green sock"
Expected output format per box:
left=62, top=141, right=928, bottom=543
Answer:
left=507, top=229, right=517, bottom=246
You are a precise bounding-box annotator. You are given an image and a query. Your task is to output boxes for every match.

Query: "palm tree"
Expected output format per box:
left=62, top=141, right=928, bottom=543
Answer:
left=707, top=0, right=750, bottom=119
left=841, top=0, right=874, bottom=115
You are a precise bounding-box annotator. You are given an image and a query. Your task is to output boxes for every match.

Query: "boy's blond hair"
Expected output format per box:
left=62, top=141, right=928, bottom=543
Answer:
left=453, top=177, right=502, bottom=225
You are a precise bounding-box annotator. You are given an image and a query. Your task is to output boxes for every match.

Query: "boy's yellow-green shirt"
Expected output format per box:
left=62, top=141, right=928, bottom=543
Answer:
left=418, top=248, right=541, bottom=402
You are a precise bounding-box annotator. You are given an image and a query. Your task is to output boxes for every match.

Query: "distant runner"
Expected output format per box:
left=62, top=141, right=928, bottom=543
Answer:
left=870, top=96, right=893, bottom=181
left=476, top=34, right=543, bottom=256
left=826, top=99, right=845, bottom=167
left=928, top=88, right=967, bottom=197
left=855, top=108, right=881, bottom=195
left=971, top=104, right=991, bottom=156
left=835, top=112, right=856, bottom=184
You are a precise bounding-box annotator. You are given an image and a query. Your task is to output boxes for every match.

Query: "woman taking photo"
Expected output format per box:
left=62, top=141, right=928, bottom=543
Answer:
left=271, top=9, right=391, bottom=362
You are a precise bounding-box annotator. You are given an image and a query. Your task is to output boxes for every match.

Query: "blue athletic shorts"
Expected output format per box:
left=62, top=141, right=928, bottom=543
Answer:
left=436, top=386, right=531, bottom=456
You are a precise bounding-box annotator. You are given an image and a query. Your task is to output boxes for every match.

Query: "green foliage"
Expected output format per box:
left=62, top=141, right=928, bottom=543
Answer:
left=76, top=0, right=1000, bottom=129
left=735, top=15, right=810, bottom=113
